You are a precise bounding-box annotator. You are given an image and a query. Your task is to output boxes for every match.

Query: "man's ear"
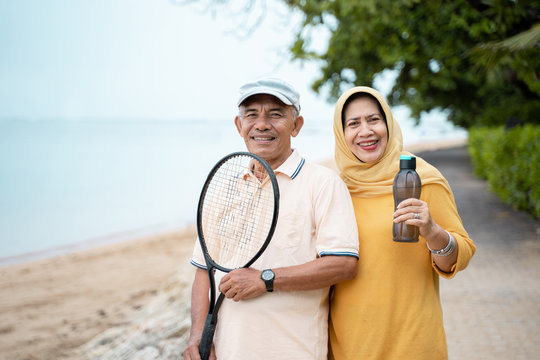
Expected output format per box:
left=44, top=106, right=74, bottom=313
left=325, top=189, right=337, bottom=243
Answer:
left=234, top=115, right=242, bottom=135
left=291, top=115, right=304, bottom=138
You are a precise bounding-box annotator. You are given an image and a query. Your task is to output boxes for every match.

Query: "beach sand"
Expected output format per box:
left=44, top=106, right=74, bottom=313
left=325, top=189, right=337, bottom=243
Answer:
left=0, top=227, right=197, bottom=360
left=0, top=138, right=467, bottom=360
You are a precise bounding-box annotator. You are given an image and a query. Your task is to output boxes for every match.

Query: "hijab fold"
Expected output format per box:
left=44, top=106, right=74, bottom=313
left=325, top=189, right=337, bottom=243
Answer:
left=333, top=86, right=451, bottom=198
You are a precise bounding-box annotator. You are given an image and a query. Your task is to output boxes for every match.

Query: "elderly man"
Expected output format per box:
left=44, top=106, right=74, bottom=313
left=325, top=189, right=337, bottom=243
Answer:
left=183, top=77, right=359, bottom=360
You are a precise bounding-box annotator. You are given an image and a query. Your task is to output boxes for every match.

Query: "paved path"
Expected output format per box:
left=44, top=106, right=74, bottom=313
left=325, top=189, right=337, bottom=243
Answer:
left=419, top=146, right=540, bottom=360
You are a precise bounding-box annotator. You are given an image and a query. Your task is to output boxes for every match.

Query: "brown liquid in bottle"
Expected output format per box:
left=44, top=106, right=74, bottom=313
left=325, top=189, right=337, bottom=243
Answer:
left=393, top=155, right=422, bottom=242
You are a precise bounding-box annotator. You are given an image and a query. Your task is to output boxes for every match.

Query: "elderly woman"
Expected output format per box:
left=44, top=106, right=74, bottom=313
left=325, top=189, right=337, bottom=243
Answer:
left=329, top=86, right=476, bottom=360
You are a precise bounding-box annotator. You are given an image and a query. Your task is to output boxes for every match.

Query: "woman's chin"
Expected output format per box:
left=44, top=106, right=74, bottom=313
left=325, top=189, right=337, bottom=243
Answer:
left=354, top=148, right=384, bottom=164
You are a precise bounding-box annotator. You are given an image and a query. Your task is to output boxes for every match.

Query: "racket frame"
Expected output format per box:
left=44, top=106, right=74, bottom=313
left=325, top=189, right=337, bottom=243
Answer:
left=196, top=151, right=279, bottom=360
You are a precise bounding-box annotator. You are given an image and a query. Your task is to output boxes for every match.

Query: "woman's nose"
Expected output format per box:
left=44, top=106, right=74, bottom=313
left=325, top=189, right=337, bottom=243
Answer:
left=357, top=122, right=373, bottom=137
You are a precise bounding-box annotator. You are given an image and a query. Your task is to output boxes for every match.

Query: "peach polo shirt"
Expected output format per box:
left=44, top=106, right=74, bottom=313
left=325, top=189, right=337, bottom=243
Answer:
left=191, top=149, right=359, bottom=360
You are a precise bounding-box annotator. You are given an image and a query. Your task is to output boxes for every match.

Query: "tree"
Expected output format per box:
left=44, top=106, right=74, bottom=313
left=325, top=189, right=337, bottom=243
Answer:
left=284, top=0, right=540, bottom=128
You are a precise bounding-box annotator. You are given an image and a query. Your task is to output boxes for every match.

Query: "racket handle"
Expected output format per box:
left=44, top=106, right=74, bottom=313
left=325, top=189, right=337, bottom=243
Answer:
left=198, top=314, right=217, bottom=360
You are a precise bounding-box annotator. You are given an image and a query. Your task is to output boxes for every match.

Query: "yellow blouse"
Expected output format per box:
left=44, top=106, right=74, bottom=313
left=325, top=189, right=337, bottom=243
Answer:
left=329, top=182, right=475, bottom=360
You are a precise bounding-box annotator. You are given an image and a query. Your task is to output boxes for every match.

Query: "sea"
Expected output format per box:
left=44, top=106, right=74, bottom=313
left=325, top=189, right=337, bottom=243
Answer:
left=0, top=114, right=466, bottom=263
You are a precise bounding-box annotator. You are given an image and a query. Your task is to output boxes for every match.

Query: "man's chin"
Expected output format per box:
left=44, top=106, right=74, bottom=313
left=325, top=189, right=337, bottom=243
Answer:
left=246, top=143, right=274, bottom=156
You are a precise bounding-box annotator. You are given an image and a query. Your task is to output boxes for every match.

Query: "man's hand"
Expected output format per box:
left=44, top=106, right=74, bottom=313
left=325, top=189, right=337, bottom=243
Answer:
left=183, top=268, right=216, bottom=359
left=219, top=268, right=266, bottom=301
left=182, top=336, right=201, bottom=360
left=183, top=336, right=216, bottom=360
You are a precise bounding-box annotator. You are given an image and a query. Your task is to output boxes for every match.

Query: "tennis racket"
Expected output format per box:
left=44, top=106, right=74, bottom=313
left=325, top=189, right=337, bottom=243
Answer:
left=197, top=152, right=280, bottom=360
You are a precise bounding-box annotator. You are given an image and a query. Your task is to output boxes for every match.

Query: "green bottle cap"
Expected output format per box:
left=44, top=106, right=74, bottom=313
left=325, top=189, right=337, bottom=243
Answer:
left=399, top=155, right=416, bottom=169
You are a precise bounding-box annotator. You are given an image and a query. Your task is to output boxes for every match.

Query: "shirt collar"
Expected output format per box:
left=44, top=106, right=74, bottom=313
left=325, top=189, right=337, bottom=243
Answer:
left=275, top=149, right=305, bottom=180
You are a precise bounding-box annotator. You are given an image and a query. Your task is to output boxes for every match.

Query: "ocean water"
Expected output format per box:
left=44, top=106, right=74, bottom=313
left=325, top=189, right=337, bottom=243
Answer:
left=0, top=116, right=466, bottom=261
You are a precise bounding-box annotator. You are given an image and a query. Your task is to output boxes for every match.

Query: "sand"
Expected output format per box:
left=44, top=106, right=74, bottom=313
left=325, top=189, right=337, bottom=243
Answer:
left=0, top=138, right=468, bottom=360
left=0, top=227, right=197, bottom=360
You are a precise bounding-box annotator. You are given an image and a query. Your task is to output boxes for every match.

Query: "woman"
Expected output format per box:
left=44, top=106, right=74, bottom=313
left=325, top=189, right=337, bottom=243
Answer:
left=329, top=86, right=476, bottom=360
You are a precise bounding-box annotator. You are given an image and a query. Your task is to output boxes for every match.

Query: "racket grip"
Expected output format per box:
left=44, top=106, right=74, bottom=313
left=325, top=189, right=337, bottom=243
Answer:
left=198, top=314, right=217, bottom=360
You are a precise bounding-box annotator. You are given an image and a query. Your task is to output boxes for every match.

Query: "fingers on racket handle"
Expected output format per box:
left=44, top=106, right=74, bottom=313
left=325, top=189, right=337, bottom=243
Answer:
left=199, top=315, right=217, bottom=360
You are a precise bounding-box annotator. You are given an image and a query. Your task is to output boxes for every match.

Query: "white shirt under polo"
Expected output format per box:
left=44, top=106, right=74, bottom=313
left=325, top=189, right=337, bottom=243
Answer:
left=191, top=149, right=358, bottom=359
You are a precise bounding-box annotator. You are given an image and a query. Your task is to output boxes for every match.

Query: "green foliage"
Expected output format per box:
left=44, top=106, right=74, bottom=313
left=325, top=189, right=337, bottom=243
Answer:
left=284, top=0, right=540, bottom=128
left=467, top=126, right=504, bottom=179
left=468, top=125, right=540, bottom=218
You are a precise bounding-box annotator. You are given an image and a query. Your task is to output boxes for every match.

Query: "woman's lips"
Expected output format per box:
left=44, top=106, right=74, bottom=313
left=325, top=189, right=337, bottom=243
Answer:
left=358, top=140, right=378, bottom=150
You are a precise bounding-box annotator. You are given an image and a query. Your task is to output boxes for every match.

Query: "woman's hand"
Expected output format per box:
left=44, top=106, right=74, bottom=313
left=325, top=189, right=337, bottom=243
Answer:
left=393, top=198, right=458, bottom=272
left=393, top=198, right=441, bottom=238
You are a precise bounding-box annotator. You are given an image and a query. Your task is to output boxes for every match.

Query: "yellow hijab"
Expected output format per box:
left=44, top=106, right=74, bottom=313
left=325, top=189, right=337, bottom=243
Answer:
left=333, top=86, right=451, bottom=198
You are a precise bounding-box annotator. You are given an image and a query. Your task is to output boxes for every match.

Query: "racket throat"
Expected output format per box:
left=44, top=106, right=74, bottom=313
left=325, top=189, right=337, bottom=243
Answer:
left=199, top=314, right=218, bottom=360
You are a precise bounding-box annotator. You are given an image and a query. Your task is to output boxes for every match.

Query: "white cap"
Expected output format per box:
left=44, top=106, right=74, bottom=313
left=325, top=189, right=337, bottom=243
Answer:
left=237, top=77, right=301, bottom=112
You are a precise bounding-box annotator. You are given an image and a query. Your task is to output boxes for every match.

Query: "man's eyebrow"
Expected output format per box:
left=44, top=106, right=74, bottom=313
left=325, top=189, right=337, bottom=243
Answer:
left=244, top=106, right=286, bottom=112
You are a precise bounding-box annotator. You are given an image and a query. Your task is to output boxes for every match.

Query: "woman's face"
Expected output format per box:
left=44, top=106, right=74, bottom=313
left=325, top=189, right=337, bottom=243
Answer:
left=343, top=96, right=388, bottom=164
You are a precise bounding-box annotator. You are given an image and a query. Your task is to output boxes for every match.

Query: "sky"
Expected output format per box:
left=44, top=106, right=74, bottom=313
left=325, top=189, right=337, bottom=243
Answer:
left=0, top=0, right=340, bottom=122
left=0, top=0, right=469, bottom=260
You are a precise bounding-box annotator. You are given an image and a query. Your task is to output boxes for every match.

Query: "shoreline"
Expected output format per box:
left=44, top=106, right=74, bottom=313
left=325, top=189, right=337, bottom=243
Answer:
left=0, top=222, right=191, bottom=267
left=404, top=137, right=467, bottom=154
left=1, top=137, right=468, bottom=268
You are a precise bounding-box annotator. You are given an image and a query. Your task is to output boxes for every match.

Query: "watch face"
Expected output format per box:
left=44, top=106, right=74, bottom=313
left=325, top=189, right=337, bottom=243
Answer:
left=262, top=270, right=273, bottom=281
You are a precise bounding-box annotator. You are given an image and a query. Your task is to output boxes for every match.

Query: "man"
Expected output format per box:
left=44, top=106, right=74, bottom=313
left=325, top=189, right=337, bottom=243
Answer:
left=183, top=77, right=359, bottom=360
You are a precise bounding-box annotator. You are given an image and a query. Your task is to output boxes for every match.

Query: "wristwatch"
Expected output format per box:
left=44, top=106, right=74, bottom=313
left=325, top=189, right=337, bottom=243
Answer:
left=260, top=269, right=275, bottom=292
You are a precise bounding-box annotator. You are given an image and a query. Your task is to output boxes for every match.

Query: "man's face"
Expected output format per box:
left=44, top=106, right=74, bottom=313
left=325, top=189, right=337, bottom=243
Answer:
left=235, top=94, right=303, bottom=169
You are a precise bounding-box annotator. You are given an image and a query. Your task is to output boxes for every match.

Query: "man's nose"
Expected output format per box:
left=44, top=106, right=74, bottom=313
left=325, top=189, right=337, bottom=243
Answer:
left=254, top=115, right=272, bottom=130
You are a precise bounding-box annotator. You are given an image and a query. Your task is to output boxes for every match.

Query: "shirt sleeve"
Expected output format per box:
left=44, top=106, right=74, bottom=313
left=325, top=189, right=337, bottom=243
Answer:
left=190, top=239, right=207, bottom=270
left=423, top=183, right=476, bottom=279
left=314, top=172, right=359, bottom=259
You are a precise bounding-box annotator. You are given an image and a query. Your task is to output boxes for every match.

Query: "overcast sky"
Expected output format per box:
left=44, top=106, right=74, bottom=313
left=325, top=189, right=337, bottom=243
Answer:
left=0, top=0, right=342, bottom=122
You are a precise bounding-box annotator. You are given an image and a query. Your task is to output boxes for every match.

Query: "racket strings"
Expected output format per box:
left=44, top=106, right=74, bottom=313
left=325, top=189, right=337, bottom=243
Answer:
left=201, top=155, right=275, bottom=269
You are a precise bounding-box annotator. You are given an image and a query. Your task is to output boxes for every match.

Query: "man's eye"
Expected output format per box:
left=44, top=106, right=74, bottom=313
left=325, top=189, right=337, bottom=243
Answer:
left=270, top=113, right=283, bottom=118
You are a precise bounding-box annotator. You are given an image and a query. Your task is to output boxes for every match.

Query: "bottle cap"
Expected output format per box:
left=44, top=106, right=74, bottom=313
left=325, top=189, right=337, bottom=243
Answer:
left=399, top=155, right=416, bottom=169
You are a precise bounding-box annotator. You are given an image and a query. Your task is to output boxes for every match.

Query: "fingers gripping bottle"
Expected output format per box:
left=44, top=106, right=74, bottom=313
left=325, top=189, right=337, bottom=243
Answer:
left=393, top=155, right=422, bottom=242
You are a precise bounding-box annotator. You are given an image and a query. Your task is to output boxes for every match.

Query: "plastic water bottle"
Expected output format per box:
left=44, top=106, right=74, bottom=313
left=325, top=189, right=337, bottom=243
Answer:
left=393, top=155, right=422, bottom=242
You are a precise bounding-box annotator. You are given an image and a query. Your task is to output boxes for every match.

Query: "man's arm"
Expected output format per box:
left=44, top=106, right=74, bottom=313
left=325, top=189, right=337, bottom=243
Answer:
left=274, top=255, right=357, bottom=290
left=218, top=255, right=357, bottom=301
left=183, top=268, right=214, bottom=360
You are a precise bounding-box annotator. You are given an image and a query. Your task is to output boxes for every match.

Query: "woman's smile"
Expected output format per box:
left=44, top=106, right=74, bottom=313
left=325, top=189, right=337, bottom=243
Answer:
left=357, top=139, right=379, bottom=151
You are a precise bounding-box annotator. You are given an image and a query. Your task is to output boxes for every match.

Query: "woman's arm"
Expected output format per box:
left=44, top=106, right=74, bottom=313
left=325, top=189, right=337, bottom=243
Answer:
left=393, top=198, right=459, bottom=273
